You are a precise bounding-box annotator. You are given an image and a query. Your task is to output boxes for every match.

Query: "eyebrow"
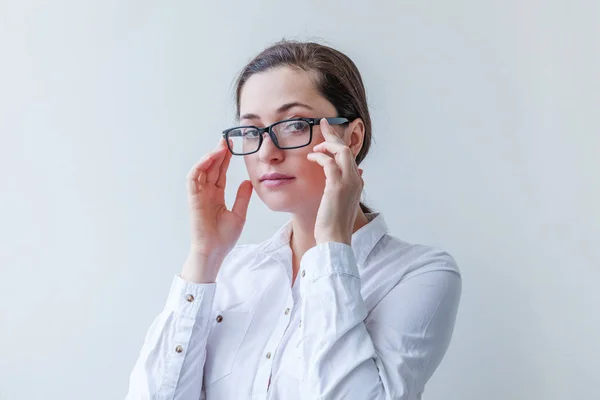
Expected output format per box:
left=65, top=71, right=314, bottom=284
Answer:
left=239, top=102, right=314, bottom=121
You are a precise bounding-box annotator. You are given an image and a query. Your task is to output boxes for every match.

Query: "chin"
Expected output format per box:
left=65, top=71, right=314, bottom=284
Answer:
left=254, top=187, right=297, bottom=212
left=261, top=196, right=298, bottom=213
left=256, top=188, right=321, bottom=215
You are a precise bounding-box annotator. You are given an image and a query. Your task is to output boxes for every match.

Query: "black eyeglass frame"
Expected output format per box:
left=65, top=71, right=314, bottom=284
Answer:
left=221, top=117, right=349, bottom=155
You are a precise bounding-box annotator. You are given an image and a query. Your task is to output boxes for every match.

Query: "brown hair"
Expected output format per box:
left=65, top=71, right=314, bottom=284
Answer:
left=234, top=40, right=374, bottom=214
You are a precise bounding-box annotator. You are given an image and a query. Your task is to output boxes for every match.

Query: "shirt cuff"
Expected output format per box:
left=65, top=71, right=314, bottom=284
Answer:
left=299, top=242, right=360, bottom=282
left=164, top=274, right=216, bottom=319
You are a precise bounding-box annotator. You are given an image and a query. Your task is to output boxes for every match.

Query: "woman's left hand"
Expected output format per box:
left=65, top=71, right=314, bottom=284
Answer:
left=307, top=118, right=364, bottom=246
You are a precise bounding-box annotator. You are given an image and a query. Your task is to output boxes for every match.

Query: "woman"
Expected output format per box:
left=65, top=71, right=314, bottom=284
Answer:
left=126, top=40, right=461, bottom=400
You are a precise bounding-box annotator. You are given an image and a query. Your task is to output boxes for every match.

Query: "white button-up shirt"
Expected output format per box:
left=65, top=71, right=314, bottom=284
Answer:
left=126, top=213, right=461, bottom=400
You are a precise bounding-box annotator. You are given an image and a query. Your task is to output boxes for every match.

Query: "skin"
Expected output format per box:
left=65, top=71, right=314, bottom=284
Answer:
left=181, top=66, right=369, bottom=285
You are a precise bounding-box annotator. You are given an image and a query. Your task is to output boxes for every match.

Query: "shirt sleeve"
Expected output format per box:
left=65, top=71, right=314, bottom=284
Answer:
left=297, top=242, right=462, bottom=400
left=125, top=274, right=216, bottom=400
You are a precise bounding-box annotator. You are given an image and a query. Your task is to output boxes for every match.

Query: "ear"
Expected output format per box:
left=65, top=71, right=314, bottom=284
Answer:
left=345, top=118, right=365, bottom=158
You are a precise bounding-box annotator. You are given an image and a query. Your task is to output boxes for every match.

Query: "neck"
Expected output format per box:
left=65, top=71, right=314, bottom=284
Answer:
left=289, top=207, right=370, bottom=278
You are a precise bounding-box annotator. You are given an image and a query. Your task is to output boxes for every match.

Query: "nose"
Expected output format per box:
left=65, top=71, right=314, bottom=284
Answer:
left=257, top=132, right=284, bottom=163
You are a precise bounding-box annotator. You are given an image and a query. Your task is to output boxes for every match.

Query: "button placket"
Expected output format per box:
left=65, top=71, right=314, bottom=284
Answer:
left=251, top=288, right=296, bottom=395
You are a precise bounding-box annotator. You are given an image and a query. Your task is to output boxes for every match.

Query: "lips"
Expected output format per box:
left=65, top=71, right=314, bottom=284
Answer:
left=259, top=173, right=295, bottom=181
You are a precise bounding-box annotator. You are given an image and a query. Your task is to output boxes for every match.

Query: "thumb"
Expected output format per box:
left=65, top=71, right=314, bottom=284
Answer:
left=231, top=180, right=253, bottom=220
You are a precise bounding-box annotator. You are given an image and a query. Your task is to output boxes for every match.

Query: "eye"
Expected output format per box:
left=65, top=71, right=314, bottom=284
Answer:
left=242, top=128, right=260, bottom=139
left=290, top=122, right=306, bottom=131
left=280, top=120, right=309, bottom=134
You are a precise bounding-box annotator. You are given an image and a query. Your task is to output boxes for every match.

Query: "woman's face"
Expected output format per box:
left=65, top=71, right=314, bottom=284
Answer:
left=239, top=66, right=344, bottom=215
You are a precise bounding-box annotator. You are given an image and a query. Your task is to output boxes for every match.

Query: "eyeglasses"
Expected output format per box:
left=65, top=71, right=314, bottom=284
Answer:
left=222, top=117, right=349, bottom=156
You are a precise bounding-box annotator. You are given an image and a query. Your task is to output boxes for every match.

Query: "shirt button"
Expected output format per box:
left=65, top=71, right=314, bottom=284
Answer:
left=216, top=315, right=223, bottom=323
left=186, top=294, right=194, bottom=302
left=284, top=308, right=290, bottom=315
left=175, top=345, right=184, bottom=353
left=266, top=352, right=272, bottom=359
left=301, top=270, right=306, bottom=278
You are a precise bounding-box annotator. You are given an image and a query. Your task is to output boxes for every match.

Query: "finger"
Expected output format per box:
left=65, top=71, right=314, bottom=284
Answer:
left=216, top=138, right=233, bottom=189
left=307, top=152, right=342, bottom=182
left=231, top=180, right=253, bottom=220
left=312, top=141, right=357, bottom=175
left=313, top=140, right=347, bottom=155
left=318, top=119, right=360, bottom=173
left=206, top=139, right=229, bottom=184
left=186, top=142, right=227, bottom=192
left=319, top=118, right=345, bottom=144
left=186, top=153, right=215, bottom=193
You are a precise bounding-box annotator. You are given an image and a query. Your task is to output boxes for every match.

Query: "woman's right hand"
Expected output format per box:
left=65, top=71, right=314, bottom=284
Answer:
left=181, top=137, right=254, bottom=283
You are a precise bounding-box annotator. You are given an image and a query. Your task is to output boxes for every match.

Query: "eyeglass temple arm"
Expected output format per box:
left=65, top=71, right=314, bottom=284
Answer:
left=312, top=117, right=349, bottom=125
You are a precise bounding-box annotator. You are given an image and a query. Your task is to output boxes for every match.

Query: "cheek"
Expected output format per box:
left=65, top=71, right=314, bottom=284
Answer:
left=243, top=156, right=259, bottom=181
left=311, top=132, right=326, bottom=146
left=299, top=151, right=327, bottom=185
left=301, top=135, right=329, bottom=181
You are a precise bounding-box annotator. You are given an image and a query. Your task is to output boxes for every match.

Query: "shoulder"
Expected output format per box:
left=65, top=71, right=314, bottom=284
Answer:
left=359, top=233, right=461, bottom=308
left=373, top=233, right=461, bottom=278
left=364, top=235, right=462, bottom=328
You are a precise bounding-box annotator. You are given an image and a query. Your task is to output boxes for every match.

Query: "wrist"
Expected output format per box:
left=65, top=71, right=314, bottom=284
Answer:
left=181, top=252, right=223, bottom=284
left=315, top=234, right=351, bottom=246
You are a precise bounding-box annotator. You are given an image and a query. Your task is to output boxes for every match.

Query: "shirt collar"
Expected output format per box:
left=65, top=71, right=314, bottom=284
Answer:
left=351, top=212, right=389, bottom=266
left=255, top=212, right=388, bottom=268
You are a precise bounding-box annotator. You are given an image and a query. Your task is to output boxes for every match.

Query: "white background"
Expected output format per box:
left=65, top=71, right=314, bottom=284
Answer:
left=1, top=1, right=598, bottom=399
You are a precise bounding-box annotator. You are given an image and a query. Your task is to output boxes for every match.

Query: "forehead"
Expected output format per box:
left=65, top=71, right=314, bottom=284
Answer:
left=239, top=66, right=335, bottom=121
